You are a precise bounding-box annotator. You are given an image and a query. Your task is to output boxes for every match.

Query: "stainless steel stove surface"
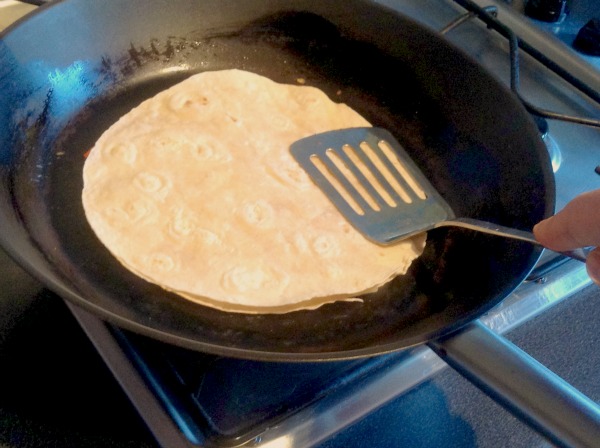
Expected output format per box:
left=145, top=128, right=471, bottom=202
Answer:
left=1, top=1, right=600, bottom=447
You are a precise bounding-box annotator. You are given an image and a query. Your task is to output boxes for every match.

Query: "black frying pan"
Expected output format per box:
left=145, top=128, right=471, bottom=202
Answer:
left=1, top=0, right=599, bottom=446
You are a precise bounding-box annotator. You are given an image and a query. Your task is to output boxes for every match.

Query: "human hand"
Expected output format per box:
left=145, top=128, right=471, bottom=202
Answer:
left=533, top=189, right=600, bottom=285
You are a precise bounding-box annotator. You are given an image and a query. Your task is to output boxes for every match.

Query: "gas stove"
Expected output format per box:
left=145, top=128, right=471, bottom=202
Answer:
left=2, top=1, right=600, bottom=447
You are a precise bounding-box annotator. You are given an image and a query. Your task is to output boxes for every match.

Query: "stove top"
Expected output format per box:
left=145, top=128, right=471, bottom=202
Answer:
left=2, top=1, right=600, bottom=447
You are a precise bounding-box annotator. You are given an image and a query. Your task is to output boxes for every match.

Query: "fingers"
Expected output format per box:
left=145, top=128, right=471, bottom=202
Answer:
left=533, top=189, right=600, bottom=285
left=533, top=190, right=600, bottom=250
left=587, top=249, right=600, bottom=285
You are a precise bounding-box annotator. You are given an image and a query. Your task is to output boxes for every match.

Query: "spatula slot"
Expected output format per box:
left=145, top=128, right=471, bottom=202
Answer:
left=309, top=154, right=368, bottom=216
left=356, top=141, right=413, bottom=205
left=377, top=140, right=427, bottom=201
left=324, top=149, right=382, bottom=212
left=341, top=144, right=400, bottom=207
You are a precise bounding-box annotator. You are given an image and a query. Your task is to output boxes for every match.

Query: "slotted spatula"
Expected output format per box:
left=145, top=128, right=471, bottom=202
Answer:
left=290, top=127, right=588, bottom=262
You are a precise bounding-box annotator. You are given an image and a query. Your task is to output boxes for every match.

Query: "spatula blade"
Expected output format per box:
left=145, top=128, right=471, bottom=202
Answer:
left=290, top=127, right=452, bottom=245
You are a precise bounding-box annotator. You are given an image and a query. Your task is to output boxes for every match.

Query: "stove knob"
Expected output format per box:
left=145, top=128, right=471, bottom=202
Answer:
left=524, top=0, right=568, bottom=23
left=573, top=19, right=600, bottom=56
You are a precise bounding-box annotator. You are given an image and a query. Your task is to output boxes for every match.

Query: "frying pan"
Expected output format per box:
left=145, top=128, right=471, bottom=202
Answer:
left=1, top=0, right=599, bottom=446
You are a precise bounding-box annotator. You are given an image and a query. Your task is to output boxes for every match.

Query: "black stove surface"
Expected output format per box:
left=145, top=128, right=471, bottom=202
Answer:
left=114, top=328, right=407, bottom=445
left=0, top=248, right=156, bottom=448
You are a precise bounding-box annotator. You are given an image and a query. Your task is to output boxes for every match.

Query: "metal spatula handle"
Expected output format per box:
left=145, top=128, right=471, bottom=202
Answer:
left=438, top=218, right=589, bottom=262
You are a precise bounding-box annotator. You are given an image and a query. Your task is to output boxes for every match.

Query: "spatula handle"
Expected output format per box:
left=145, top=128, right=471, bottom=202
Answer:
left=436, top=218, right=590, bottom=262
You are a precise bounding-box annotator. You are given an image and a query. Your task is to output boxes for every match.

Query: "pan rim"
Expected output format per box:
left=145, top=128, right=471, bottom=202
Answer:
left=0, top=0, right=554, bottom=360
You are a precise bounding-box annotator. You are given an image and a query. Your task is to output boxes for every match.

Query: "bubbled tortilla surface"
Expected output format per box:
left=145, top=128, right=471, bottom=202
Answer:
left=82, top=69, right=425, bottom=313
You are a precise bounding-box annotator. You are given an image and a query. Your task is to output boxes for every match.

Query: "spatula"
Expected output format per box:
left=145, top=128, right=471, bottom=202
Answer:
left=290, top=127, right=588, bottom=262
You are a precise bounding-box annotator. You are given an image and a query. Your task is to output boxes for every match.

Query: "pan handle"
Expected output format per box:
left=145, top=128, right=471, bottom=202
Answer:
left=428, top=321, right=600, bottom=448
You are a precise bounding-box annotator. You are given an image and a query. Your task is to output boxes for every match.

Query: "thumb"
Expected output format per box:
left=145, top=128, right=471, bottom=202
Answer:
left=533, top=190, right=600, bottom=251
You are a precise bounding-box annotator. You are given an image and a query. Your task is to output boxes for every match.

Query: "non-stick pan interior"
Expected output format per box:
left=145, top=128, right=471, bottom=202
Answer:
left=0, top=0, right=554, bottom=360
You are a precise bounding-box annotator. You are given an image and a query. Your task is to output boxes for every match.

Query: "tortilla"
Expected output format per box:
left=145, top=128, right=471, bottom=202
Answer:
left=82, top=69, right=425, bottom=313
